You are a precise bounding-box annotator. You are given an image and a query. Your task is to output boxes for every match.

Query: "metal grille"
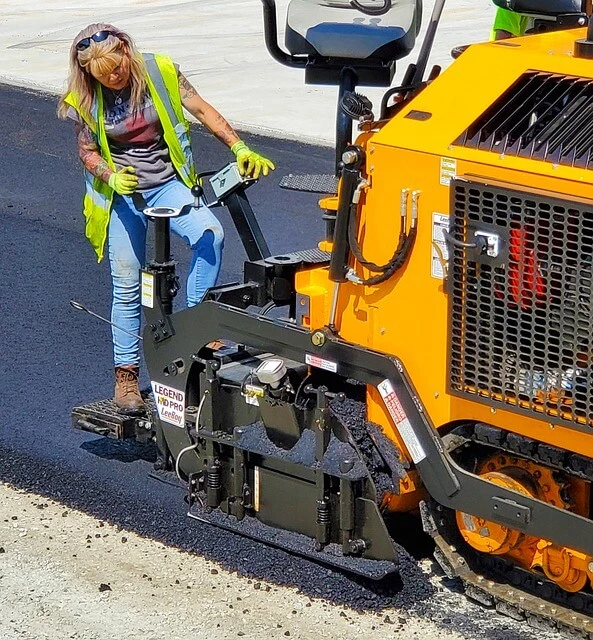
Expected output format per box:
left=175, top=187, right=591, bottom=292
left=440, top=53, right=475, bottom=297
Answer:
left=448, top=178, right=593, bottom=431
left=279, top=173, right=339, bottom=194
left=455, top=72, right=593, bottom=169
left=291, top=248, right=331, bottom=263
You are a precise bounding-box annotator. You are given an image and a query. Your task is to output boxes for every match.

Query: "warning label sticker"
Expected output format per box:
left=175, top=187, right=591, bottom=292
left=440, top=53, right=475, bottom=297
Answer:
left=141, top=272, right=154, bottom=308
left=151, top=381, right=185, bottom=427
left=377, top=379, right=426, bottom=463
left=242, top=383, right=264, bottom=406
left=431, top=213, right=450, bottom=280
left=440, top=157, right=457, bottom=186
left=305, top=353, right=338, bottom=373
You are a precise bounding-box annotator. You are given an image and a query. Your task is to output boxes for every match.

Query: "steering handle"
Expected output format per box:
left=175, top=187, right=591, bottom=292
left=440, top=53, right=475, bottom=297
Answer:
left=350, top=0, right=392, bottom=16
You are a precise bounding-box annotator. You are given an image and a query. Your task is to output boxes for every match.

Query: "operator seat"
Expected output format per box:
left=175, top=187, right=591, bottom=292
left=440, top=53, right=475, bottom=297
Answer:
left=285, top=0, right=421, bottom=85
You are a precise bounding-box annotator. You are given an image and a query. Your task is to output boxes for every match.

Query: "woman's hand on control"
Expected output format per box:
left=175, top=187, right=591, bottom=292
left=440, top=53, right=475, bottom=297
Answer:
left=108, top=166, right=139, bottom=195
left=231, top=142, right=275, bottom=180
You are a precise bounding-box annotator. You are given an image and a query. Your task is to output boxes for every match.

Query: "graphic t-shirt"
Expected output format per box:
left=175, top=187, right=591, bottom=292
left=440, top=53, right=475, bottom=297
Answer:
left=68, top=86, right=176, bottom=192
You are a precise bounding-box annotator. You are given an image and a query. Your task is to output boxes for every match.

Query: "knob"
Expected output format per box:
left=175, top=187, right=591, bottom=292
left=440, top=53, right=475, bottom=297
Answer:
left=191, top=184, right=204, bottom=199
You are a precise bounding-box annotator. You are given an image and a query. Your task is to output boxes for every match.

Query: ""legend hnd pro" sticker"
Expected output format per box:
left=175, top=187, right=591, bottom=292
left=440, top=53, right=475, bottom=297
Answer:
left=151, top=381, right=186, bottom=427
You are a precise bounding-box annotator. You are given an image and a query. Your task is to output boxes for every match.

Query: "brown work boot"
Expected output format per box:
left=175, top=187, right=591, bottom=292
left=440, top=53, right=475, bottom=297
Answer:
left=114, top=365, right=146, bottom=415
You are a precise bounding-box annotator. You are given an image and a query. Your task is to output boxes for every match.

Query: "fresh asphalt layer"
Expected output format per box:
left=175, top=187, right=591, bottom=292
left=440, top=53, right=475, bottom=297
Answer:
left=0, top=83, right=559, bottom=640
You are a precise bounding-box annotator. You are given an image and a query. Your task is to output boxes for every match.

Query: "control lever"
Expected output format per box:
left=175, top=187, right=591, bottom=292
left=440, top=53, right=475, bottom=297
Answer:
left=205, top=163, right=271, bottom=261
left=177, top=183, right=207, bottom=217
left=442, top=229, right=488, bottom=253
left=303, top=384, right=346, bottom=404
left=148, top=163, right=270, bottom=266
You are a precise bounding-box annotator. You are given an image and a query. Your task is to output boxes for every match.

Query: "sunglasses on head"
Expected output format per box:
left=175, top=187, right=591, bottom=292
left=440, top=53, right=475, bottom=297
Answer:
left=75, top=30, right=115, bottom=51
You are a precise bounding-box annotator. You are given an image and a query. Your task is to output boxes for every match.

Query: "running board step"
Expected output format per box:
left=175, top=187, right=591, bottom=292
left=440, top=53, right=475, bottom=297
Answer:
left=266, top=247, right=331, bottom=264
left=279, top=173, right=338, bottom=195
left=72, top=393, right=155, bottom=442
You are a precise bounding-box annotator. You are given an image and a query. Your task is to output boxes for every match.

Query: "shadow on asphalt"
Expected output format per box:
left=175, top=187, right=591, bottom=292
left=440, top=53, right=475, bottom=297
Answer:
left=80, top=438, right=157, bottom=464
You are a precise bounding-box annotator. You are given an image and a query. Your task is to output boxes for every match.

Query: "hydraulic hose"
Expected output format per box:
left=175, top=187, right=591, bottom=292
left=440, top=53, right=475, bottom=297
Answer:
left=347, top=188, right=418, bottom=286
left=330, top=146, right=416, bottom=290
left=328, top=147, right=365, bottom=283
left=174, top=392, right=207, bottom=481
left=359, top=226, right=417, bottom=286
left=348, top=200, right=405, bottom=273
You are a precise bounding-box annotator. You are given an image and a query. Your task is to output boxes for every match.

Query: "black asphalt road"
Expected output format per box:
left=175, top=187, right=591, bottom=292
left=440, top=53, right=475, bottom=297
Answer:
left=0, top=84, right=538, bottom=640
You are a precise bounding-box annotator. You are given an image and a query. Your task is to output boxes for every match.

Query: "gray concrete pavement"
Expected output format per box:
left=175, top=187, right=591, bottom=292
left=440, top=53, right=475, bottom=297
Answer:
left=0, top=0, right=495, bottom=144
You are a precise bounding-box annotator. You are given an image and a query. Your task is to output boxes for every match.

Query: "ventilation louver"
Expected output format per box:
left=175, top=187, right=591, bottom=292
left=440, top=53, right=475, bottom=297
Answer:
left=455, top=71, right=593, bottom=169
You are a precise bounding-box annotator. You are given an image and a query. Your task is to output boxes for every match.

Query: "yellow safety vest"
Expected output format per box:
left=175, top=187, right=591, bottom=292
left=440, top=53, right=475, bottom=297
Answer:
left=64, top=53, right=197, bottom=262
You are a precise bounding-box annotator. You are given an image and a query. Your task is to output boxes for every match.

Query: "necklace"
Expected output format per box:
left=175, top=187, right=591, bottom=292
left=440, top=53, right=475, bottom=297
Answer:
left=112, top=87, right=128, bottom=106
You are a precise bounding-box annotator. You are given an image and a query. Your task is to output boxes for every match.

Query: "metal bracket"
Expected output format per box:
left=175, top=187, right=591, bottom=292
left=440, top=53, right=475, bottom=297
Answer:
left=491, top=496, right=532, bottom=525
left=474, top=230, right=501, bottom=258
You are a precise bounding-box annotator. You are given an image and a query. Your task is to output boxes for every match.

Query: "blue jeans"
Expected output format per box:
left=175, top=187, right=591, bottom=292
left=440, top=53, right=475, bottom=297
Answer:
left=108, top=179, right=224, bottom=366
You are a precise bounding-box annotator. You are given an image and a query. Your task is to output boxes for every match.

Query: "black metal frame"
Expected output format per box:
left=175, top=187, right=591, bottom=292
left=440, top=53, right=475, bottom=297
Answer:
left=143, top=300, right=593, bottom=559
left=259, top=0, right=399, bottom=172
left=181, top=362, right=398, bottom=577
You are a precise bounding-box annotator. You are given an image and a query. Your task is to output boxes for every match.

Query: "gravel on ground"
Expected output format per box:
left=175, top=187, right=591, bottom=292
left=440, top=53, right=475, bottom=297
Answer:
left=0, top=480, right=556, bottom=640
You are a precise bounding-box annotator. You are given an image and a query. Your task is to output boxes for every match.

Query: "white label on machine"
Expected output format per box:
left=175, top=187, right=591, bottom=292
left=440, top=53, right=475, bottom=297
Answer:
left=378, top=379, right=427, bottom=464
left=431, top=213, right=450, bottom=280
left=305, top=353, right=338, bottom=373
left=141, top=272, right=154, bottom=308
left=151, top=381, right=186, bottom=427
left=440, top=157, right=457, bottom=186
left=253, top=466, right=260, bottom=512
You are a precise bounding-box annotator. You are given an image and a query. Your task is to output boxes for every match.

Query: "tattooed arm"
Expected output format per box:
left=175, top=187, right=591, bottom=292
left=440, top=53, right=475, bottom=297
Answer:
left=74, top=121, right=112, bottom=183
left=178, top=72, right=240, bottom=148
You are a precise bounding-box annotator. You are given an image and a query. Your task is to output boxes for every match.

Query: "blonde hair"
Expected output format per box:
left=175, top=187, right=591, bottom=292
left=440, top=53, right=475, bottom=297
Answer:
left=57, top=23, right=146, bottom=121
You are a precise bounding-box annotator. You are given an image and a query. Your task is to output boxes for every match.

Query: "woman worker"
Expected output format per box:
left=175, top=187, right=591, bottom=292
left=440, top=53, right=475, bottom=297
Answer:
left=58, top=24, right=275, bottom=414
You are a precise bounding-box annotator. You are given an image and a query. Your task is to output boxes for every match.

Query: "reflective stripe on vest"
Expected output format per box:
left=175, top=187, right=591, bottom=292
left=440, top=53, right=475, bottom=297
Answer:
left=65, top=53, right=196, bottom=262
left=144, top=54, right=196, bottom=187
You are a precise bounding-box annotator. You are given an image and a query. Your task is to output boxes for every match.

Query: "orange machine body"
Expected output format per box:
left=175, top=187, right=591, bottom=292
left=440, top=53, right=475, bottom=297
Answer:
left=297, top=27, right=593, bottom=484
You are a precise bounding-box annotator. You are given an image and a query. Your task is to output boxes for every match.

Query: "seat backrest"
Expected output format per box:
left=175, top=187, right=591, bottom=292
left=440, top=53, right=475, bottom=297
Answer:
left=285, top=0, right=419, bottom=62
left=492, top=0, right=583, bottom=16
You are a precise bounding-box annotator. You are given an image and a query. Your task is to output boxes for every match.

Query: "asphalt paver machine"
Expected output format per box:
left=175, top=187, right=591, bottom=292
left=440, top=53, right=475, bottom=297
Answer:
left=73, top=0, right=593, bottom=634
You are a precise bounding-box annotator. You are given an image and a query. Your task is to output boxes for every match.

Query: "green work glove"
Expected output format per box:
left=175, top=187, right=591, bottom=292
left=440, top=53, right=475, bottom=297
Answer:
left=108, top=166, right=139, bottom=195
left=231, top=141, right=275, bottom=180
